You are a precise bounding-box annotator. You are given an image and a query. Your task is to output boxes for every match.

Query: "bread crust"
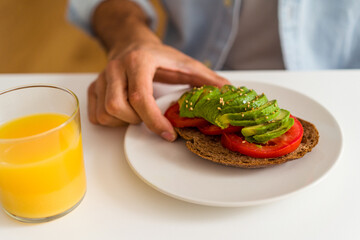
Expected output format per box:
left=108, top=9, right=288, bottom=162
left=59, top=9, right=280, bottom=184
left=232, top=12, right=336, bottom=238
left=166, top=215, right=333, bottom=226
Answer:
left=175, top=118, right=319, bottom=168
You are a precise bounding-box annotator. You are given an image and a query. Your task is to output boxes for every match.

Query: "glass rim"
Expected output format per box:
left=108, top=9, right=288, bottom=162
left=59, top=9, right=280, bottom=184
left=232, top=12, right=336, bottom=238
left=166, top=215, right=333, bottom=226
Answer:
left=0, top=84, right=80, bottom=142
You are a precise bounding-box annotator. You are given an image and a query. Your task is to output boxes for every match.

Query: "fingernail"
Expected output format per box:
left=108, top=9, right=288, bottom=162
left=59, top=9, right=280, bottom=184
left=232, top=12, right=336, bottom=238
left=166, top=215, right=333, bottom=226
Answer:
left=161, top=131, right=176, bottom=142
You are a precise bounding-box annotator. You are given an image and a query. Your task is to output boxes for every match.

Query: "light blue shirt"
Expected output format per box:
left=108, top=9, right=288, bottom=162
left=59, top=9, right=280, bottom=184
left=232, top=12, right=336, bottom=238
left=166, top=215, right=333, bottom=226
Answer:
left=67, top=0, right=360, bottom=70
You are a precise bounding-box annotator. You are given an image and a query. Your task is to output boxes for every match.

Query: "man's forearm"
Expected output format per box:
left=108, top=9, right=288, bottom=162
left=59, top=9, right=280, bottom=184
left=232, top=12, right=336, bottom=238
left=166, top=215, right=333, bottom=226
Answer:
left=91, top=0, right=161, bottom=52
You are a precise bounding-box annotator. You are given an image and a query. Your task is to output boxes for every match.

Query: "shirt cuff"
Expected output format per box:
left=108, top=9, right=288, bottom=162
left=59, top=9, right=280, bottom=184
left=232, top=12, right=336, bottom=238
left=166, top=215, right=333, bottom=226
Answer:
left=66, top=0, right=158, bottom=36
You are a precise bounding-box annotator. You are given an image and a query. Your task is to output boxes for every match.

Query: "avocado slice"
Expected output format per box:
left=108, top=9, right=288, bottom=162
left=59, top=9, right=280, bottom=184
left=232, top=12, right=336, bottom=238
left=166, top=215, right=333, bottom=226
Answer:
left=217, top=100, right=279, bottom=124
left=241, top=109, right=290, bottom=136
left=179, top=86, right=221, bottom=118
left=193, top=87, right=222, bottom=124
left=191, top=85, right=255, bottom=125
left=221, top=93, right=268, bottom=114
left=223, top=109, right=281, bottom=127
left=220, top=84, right=239, bottom=93
left=178, top=87, right=204, bottom=118
left=245, top=117, right=294, bottom=143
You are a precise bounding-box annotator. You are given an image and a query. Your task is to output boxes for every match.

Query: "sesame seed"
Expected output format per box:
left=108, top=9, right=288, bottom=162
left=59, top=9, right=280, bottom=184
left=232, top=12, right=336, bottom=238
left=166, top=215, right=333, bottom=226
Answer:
left=189, top=107, right=193, bottom=111
left=265, top=116, right=269, bottom=119
left=185, top=100, right=188, bottom=103
left=244, top=94, right=247, bottom=96
left=241, top=113, right=244, bottom=117
left=190, top=102, right=193, bottom=106
left=186, top=104, right=188, bottom=108
left=242, top=140, right=246, bottom=143
left=217, top=107, right=221, bottom=110
left=207, top=98, right=210, bottom=101
left=240, top=93, right=243, bottom=96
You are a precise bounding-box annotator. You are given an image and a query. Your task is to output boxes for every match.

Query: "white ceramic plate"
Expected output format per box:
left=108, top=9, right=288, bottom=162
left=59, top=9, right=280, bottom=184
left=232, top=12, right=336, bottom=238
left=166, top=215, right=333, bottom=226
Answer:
left=124, top=81, right=342, bottom=207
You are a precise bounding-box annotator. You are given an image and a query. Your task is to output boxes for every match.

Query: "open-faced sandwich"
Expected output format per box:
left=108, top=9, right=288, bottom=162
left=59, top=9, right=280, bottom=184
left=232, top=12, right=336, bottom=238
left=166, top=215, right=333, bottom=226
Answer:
left=164, top=85, right=319, bottom=168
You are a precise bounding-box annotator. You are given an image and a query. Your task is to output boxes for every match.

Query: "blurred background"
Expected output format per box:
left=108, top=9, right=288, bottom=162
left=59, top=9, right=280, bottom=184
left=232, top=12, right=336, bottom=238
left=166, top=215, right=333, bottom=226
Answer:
left=0, top=0, right=107, bottom=73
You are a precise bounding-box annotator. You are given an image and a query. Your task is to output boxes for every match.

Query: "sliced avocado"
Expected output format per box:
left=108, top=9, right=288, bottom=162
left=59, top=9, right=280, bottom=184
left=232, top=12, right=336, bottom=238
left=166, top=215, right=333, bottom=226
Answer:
left=193, top=86, right=219, bottom=110
left=241, top=109, right=290, bottom=136
left=221, top=93, right=268, bottom=114
left=179, top=87, right=205, bottom=118
left=179, top=86, right=220, bottom=118
left=178, top=92, right=187, bottom=107
left=221, top=91, right=247, bottom=105
left=177, top=84, right=294, bottom=144
left=192, top=86, right=252, bottom=125
left=193, top=86, right=222, bottom=124
left=220, top=85, right=239, bottom=93
left=218, top=100, right=279, bottom=121
left=224, top=90, right=258, bottom=108
left=253, top=109, right=281, bottom=124
left=215, top=100, right=280, bottom=128
left=245, top=117, right=294, bottom=143
left=223, top=109, right=281, bottom=127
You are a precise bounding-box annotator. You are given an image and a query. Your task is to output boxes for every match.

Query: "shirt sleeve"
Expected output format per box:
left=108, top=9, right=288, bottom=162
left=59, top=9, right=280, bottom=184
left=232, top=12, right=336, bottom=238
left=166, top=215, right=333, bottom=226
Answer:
left=66, top=0, right=158, bottom=35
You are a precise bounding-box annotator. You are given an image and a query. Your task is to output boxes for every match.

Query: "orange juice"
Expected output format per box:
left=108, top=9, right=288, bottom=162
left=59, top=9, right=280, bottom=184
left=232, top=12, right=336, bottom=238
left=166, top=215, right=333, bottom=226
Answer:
left=0, top=113, right=86, bottom=220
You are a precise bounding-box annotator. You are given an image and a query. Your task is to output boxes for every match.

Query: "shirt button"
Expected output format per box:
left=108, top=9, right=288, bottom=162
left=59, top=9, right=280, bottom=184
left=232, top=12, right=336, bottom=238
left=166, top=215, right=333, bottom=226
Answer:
left=203, top=59, right=212, bottom=68
left=223, top=0, right=233, bottom=7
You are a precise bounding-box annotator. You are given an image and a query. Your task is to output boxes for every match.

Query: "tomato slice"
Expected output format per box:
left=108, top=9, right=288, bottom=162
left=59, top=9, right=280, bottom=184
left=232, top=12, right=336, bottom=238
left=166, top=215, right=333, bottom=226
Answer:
left=198, top=124, right=243, bottom=135
left=164, top=103, right=209, bottom=128
left=221, top=116, right=303, bottom=158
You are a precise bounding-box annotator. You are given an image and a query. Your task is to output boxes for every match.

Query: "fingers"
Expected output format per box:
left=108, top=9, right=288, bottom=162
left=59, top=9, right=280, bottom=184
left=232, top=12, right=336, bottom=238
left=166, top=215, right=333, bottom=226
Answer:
left=95, top=73, right=127, bottom=127
left=88, top=72, right=127, bottom=127
left=104, top=61, right=141, bottom=124
left=127, top=61, right=177, bottom=141
left=88, top=64, right=177, bottom=142
left=154, top=67, right=230, bottom=88
left=153, top=48, right=230, bottom=87
left=87, top=81, right=98, bottom=125
left=88, top=61, right=143, bottom=127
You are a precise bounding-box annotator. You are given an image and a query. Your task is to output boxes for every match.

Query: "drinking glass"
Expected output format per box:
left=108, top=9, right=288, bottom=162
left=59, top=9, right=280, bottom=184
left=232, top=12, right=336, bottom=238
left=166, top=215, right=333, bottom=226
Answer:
left=0, top=85, right=86, bottom=223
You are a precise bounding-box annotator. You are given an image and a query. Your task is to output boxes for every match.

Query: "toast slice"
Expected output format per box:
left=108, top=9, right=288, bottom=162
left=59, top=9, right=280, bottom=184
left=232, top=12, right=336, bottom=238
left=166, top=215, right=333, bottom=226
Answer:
left=175, top=118, right=319, bottom=168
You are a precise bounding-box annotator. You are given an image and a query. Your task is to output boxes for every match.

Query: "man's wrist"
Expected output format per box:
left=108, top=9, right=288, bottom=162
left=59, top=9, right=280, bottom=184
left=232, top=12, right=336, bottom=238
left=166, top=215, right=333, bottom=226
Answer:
left=92, top=0, right=159, bottom=51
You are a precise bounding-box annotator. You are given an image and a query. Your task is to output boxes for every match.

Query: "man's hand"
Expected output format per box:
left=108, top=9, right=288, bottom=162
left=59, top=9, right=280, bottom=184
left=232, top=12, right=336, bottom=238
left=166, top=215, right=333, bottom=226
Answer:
left=90, top=0, right=230, bottom=141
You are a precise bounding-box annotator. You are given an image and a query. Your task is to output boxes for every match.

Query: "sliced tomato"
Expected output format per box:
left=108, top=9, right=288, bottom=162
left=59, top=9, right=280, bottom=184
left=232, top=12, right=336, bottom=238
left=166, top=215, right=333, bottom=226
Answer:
left=198, top=124, right=243, bottom=135
left=221, top=116, right=303, bottom=158
left=164, top=103, right=209, bottom=128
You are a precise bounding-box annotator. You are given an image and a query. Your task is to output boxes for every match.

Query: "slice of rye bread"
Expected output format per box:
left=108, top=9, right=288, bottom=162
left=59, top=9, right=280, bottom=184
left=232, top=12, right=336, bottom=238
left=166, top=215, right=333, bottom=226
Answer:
left=174, top=118, right=319, bottom=168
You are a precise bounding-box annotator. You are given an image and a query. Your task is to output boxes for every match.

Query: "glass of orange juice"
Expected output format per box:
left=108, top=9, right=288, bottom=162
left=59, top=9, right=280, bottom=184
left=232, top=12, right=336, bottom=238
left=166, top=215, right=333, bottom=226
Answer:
left=0, top=85, right=86, bottom=223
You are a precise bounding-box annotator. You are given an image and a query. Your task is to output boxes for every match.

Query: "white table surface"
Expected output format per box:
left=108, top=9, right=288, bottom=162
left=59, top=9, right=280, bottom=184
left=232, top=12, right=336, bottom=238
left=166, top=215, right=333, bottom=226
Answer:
left=0, top=71, right=359, bottom=240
